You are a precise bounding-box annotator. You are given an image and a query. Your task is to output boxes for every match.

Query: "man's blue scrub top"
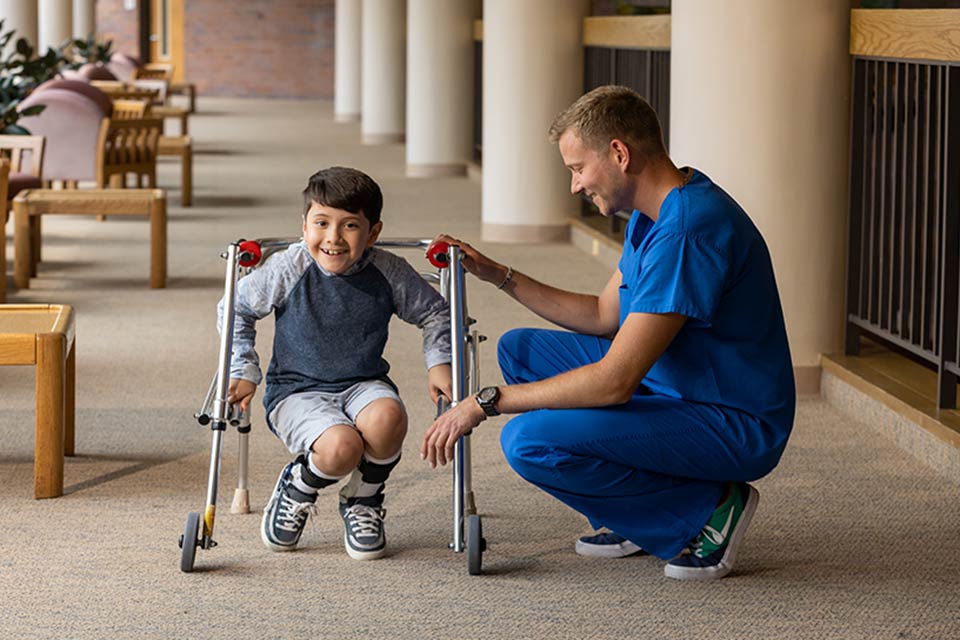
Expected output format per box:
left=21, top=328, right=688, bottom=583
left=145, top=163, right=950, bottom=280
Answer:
left=618, top=169, right=795, bottom=433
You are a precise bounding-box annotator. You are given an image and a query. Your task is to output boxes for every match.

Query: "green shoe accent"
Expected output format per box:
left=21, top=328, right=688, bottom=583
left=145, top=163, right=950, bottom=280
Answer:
left=691, top=483, right=744, bottom=558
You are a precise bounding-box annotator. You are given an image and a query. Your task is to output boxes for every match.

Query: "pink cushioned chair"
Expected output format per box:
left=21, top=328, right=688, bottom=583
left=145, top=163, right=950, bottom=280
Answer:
left=19, top=88, right=110, bottom=183
left=78, top=63, right=118, bottom=81
left=34, top=78, right=114, bottom=117
left=107, top=53, right=141, bottom=82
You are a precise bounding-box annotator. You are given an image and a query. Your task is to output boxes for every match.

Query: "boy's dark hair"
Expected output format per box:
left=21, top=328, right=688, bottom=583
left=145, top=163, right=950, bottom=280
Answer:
left=302, top=166, right=383, bottom=226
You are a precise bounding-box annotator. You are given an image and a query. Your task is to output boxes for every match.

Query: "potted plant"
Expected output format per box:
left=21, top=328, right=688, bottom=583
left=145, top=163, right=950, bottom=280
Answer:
left=0, top=19, right=70, bottom=133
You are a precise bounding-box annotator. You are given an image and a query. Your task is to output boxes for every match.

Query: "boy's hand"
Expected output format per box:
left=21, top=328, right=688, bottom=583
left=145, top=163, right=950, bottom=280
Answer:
left=427, top=364, right=453, bottom=405
left=227, top=378, right=258, bottom=412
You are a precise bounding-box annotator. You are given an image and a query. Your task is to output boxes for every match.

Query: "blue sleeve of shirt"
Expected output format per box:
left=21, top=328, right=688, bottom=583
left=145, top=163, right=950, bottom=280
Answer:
left=626, top=231, right=729, bottom=325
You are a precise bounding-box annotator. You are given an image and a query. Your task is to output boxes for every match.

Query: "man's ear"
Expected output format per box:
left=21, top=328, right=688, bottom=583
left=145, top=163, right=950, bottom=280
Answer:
left=609, top=138, right=631, bottom=172
left=368, top=221, right=383, bottom=246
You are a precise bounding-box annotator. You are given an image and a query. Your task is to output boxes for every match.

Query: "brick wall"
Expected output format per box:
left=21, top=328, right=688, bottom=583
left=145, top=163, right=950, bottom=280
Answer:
left=185, top=0, right=335, bottom=98
left=94, top=0, right=334, bottom=98
left=96, top=0, right=139, bottom=61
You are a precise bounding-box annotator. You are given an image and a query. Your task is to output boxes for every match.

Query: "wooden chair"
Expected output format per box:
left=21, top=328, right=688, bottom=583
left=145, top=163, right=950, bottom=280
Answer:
left=0, top=158, right=8, bottom=302
left=95, top=116, right=163, bottom=190
left=90, top=81, right=161, bottom=104
left=0, top=134, right=45, bottom=201
left=18, top=88, right=110, bottom=187
left=93, top=80, right=187, bottom=135
left=135, top=63, right=173, bottom=82
left=110, top=99, right=149, bottom=119
left=0, top=135, right=46, bottom=279
left=0, top=158, right=8, bottom=220
left=110, top=100, right=191, bottom=205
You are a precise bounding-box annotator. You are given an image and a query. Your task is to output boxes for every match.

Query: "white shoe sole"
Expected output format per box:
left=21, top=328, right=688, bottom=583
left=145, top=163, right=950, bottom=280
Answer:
left=664, top=484, right=760, bottom=581
left=344, top=531, right=385, bottom=560
left=575, top=538, right=643, bottom=558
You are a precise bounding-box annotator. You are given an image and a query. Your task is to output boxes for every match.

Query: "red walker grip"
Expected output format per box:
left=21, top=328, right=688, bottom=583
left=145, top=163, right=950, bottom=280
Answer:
left=238, top=240, right=262, bottom=268
left=427, top=241, right=450, bottom=268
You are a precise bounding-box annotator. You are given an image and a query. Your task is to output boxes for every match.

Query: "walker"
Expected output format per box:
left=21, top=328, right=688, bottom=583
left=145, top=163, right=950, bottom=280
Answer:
left=178, top=237, right=488, bottom=575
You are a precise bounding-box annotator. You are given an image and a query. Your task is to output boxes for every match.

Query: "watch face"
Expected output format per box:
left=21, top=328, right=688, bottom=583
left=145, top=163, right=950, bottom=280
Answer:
left=479, top=387, right=497, bottom=403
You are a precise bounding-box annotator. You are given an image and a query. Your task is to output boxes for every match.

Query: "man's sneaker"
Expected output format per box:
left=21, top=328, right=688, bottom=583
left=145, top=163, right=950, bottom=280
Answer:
left=339, top=496, right=386, bottom=560
left=664, top=482, right=759, bottom=581
left=575, top=531, right=647, bottom=558
left=261, top=461, right=317, bottom=552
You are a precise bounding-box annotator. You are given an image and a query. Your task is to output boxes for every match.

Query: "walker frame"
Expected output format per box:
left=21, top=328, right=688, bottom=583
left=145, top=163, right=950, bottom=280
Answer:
left=178, top=237, right=487, bottom=574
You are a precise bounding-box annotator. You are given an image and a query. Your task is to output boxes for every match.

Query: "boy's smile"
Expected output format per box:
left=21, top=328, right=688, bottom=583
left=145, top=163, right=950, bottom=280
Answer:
left=303, top=202, right=382, bottom=274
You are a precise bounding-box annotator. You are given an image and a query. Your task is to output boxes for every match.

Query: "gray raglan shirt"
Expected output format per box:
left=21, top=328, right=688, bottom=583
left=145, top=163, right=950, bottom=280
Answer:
left=217, top=241, right=451, bottom=420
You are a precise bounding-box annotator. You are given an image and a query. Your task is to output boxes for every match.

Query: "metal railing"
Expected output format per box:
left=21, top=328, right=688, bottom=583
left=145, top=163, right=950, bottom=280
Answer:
left=583, top=46, right=670, bottom=149
left=845, top=56, right=960, bottom=408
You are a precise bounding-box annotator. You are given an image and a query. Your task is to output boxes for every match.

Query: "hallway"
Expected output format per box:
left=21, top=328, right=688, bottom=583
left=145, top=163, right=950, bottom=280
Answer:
left=0, top=97, right=956, bottom=640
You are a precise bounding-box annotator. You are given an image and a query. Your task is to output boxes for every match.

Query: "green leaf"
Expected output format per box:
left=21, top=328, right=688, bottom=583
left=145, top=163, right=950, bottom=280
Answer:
left=1, top=124, right=31, bottom=135
left=15, top=37, right=32, bottom=56
left=20, top=104, right=45, bottom=117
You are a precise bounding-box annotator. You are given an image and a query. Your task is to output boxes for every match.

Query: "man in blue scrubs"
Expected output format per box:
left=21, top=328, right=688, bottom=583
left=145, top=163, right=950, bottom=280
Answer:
left=421, top=85, right=795, bottom=581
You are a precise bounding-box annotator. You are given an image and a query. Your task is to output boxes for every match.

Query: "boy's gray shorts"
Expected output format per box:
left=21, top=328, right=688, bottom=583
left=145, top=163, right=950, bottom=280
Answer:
left=268, top=380, right=403, bottom=455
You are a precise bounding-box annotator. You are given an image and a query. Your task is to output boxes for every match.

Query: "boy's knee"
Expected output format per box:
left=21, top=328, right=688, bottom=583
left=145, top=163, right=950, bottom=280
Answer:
left=361, top=399, right=408, bottom=437
left=312, top=426, right=364, bottom=473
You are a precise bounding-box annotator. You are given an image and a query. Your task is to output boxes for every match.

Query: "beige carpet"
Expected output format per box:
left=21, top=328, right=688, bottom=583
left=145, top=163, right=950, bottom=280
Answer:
left=0, top=98, right=957, bottom=640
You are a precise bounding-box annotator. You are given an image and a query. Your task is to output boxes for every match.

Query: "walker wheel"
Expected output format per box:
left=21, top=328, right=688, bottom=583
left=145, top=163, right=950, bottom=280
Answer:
left=467, top=514, right=485, bottom=575
left=426, top=241, right=450, bottom=269
left=179, top=511, right=201, bottom=573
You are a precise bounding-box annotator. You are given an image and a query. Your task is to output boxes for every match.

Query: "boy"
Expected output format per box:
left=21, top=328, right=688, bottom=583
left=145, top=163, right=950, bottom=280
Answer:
left=220, top=166, right=452, bottom=560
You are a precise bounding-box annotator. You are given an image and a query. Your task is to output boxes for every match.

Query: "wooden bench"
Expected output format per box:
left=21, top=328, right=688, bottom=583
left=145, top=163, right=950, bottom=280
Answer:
left=13, top=189, right=167, bottom=289
left=0, top=304, right=76, bottom=498
left=158, top=135, right=193, bottom=206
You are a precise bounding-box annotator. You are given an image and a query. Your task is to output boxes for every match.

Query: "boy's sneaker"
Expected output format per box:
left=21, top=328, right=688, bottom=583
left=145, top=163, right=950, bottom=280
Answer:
left=575, top=531, right=647, bottom=558
left=339, top=496, right=386, bottom=560
left=664, top=482, right=759, bottom=581
left=261, top=461, right=317, bottom=552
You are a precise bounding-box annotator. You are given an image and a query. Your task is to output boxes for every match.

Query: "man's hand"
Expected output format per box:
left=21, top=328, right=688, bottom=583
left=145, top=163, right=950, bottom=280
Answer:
left=427, top=234, right=509, bottom=286
left=227, top=378, right=257, bottom=412
left=421, top=396, right=486, bottom=468
left=427, top=363, right=453, bottom=405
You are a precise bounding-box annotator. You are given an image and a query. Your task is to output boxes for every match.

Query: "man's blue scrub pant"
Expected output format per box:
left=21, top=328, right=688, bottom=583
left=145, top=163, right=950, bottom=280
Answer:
left=497, top=328, right=787, bottom=559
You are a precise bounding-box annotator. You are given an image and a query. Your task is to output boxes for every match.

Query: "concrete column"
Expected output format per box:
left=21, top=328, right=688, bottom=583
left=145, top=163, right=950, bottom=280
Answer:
left=335, top=0, right=362, bottom=123
left=406, top=0, right=479, bottom=177
left=482, top=0, right=590, bottom=243
left=361, top=0, right=406, bottom=144
left=72, top=0, right=95, bottom=40
left=0, top=0, right=38, bottom=58
left=670, top=0, right=850, bottom=388
left=38, top=0, right=72, bottom=53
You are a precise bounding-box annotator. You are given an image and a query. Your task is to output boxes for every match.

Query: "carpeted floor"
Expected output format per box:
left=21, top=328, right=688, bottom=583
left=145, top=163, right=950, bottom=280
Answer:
left=0, top=98, right=957, bottom=640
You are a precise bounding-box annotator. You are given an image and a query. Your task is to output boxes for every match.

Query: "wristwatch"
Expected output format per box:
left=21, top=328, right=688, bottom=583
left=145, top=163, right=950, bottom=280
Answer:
left=476, top=386, right=501, bottom=417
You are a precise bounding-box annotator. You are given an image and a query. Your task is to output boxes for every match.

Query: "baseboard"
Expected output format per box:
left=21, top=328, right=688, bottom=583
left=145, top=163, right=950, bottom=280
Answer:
left=821, top=363, right=960, bottom=485
left=794, top=365, right=821, bottom=396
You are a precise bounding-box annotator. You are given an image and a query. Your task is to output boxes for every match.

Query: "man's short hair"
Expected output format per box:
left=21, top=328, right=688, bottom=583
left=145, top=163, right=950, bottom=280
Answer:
left=548, top=85, right=666, bottom=158
left=302, top=166, right=383, bottom=226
